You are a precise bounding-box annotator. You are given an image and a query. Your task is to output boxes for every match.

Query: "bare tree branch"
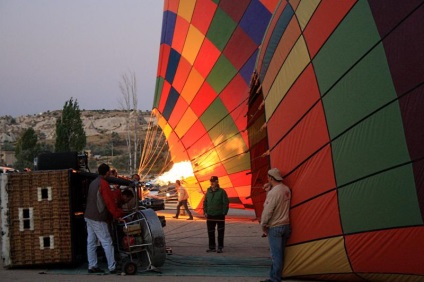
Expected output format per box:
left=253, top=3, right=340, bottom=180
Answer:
left=119, top=71, right=139, bottom=175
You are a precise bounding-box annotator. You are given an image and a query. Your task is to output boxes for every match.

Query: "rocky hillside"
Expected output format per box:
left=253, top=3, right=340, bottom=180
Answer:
left=0, top=110, right=155, bottom=144
left=0, top=109, right=167, bottom=174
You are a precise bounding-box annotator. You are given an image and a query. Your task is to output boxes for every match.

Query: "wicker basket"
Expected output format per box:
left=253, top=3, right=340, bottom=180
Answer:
left=4, top=170, right=73, bottom=267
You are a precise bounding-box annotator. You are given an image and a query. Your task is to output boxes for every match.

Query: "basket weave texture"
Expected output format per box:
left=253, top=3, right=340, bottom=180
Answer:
left=7, top=170, right=72, bottom=266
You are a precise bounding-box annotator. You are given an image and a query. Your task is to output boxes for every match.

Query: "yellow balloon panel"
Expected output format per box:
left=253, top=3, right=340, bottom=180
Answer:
left=214, top=132, right=247, bottom=158
left=194, top=149, right=221, bottom=175
left=265, top=36, right=310, bottom=121
left=261, top=18, right=301, bottom=97
left=247, top=116, right=267, bottom=147
left=163, top=123, right=173, bottom=139
left=220, top=151, right=251, bottom=175
left=296, top=0, right=320, bottom=31
left=180, top=67, right=204, bottom=104
left=181, top=25, right=205, bottom=65
left=155, top=111, right=173, bottom=139
left=177, top=0, right=196, bottom=23
left=174, top=106, right=197, bottom=137
left=284, top=236, right=352, bottom=276
left=155, top=109, right=167, bottom=128
left=183, top=176, right=205, bottom=213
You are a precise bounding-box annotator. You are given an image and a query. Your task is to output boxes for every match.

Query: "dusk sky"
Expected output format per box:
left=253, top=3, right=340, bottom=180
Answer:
left=0, top=0, right=164, bottom=117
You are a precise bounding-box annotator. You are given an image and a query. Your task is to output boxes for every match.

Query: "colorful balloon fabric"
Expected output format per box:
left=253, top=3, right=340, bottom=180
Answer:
left=153, top=0, right=424, bottom=280
left=251, top=0, right=424, bottom=280
left=154, top=0, right=279, bottom=211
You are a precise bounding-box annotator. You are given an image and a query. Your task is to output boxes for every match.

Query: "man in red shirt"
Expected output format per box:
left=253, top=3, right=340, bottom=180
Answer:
left=84, top=163, right=126, bottom=274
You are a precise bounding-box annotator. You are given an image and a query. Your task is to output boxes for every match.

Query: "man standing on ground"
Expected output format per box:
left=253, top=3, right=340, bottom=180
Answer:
left=173, top=180, right=193, bottom=220
left=203, top=176, right=229, bottom=253
left=84, top=163, right=125, bottom=274
left=260, top=168, right=291, bottom=282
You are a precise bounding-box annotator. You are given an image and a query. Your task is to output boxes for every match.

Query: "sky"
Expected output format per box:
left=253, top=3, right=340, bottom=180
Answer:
left=0, top=0, right=164, bottom=117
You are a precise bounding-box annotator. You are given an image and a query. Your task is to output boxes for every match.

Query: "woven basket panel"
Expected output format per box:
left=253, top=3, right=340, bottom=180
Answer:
left=7, top=170, right=73, bottom=266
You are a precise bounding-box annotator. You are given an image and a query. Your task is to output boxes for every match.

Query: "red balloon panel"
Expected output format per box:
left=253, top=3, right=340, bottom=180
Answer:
left=303, top=0, right=356, bottom=58
left=285, top=145, right=336, bottom=206
left=289, top=190, right=342, bottom=244
left=223, top=26, right=258, bottom=70
left=190, top=82, right=217, bottom=117
left=345, top=227, right=424, bottom=275
left=158, top=44, right=171, bottom=78
left=181, top=119, right=208, bottom=150
left=269, top=103, right=329, bottom=175
left=172, top=15, right=189, bottom=53
left=267, top=64, right=321, bottom=148
left=172, top=56, right=191, bottom=93
left=158, top=80, right=172, bottom=113
left=164, top=0, right=179, bottom=14
left=193, top=38, right=221, bottom=78
left=191, top=0, right=217, bottom=35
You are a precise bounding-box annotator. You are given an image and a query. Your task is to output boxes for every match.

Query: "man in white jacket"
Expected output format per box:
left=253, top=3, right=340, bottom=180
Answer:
left=173, top=180, right=193, bottom=220
left=260, top=168, right=291, bottom=282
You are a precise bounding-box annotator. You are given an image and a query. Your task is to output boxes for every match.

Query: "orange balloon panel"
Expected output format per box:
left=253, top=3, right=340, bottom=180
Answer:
left=180, top=67, right=204, bottom=104
left=172, top=56, right=191, bottom=93
left=167, top=131, right=189, bottom=162
left=181, top=25, right=204, bottom=65
left=168, top=96, right=189, bottom=128
left=176, top=0, right=195, bottom=23
left=174, top=106, right=197, bottom=137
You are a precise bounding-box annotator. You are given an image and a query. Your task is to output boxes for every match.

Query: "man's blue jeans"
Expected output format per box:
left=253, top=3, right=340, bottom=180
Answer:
left=267, top=224, right=291, bottom=282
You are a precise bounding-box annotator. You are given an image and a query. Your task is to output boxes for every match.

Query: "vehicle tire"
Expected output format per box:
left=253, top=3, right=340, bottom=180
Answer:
left=123, top=261, right=137, bottom=275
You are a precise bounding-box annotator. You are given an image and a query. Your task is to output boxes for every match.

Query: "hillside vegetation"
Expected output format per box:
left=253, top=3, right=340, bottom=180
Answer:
left=0, top=110, right=168, bottom=176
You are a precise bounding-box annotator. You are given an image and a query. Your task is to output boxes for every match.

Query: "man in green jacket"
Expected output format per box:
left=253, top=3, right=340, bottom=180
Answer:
left=203, top=176, right=229, bottom=253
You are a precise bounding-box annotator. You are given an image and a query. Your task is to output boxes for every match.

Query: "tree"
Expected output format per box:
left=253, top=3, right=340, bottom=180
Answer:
left=55, top=98, right=86, bottom=152
left=14, top=128, right=38, bottom=170
left=119, top=71, right=140, bottom=175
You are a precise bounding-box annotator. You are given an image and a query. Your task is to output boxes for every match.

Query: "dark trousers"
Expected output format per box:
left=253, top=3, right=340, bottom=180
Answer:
left=206, top=215, right=225, bottom=249
left=176, top=200, right=192, bottom=217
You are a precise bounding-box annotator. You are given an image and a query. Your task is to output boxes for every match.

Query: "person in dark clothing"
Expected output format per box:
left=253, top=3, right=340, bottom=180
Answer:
left=203, top=176, right=229, bottom=253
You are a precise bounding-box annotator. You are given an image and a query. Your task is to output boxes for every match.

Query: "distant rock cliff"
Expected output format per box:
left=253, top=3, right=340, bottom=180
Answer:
left=0, top=110, right=154, bottom=143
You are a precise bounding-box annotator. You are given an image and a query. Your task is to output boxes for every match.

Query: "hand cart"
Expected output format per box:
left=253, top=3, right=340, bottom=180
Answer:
left=114, top=208, right=166, bottom=275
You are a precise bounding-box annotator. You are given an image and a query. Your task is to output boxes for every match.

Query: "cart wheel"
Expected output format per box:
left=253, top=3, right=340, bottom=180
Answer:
left=123, top=261, right=138, bottom=275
